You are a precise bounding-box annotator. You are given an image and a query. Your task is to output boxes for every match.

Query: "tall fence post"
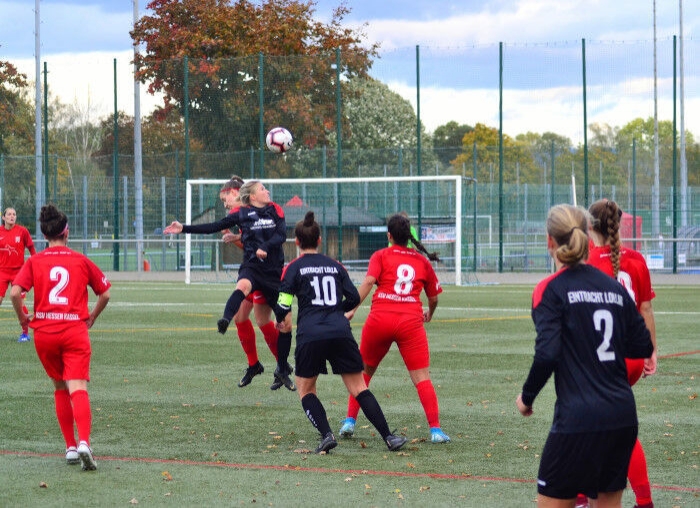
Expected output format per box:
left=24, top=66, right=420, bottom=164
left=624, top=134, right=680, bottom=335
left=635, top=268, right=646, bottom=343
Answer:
left=335, top=47, right=343, bottom=261
left=672, top=35, right=678, bottom=274
left=258, top=52, right=265, bottom=178
left=112, top=58, right=120, bottom=271
left=582, top=38, right=589, bottom=207
left=498, top=42, right=504, bottom=273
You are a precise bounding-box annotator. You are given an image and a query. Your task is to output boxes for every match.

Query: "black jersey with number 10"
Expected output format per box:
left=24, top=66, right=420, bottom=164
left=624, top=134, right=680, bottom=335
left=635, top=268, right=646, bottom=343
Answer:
left=279, top=253, right=360, bottom=345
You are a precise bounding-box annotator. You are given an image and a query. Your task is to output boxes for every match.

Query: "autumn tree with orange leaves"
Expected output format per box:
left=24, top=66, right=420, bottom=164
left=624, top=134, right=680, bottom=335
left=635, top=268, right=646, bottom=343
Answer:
left=131, top=0, right=379, bottom=153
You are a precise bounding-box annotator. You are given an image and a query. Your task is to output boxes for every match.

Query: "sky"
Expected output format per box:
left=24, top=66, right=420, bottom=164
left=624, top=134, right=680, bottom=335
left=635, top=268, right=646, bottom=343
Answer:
left=1, top=0, right=698, bottom=142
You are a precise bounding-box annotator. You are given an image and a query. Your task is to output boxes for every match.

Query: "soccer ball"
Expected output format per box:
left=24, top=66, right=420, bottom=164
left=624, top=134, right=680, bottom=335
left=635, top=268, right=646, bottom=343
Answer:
left=266, top=127, right=293, bottom=153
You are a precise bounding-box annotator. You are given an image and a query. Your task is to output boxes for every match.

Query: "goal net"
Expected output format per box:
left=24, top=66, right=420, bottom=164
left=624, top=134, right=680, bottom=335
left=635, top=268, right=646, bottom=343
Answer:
left=182, top=176, right=465, bottom=285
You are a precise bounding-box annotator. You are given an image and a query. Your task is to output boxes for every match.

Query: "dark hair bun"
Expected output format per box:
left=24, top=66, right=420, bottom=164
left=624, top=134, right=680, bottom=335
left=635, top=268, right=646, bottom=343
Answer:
left=303, top=211, right=315, bottom=227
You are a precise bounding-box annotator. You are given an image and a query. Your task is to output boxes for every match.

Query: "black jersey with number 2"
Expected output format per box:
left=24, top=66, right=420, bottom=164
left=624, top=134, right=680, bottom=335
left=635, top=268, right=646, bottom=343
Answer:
left=521, top=263, right=653, bottom=433
left=278, top=253, right=360, bottom=345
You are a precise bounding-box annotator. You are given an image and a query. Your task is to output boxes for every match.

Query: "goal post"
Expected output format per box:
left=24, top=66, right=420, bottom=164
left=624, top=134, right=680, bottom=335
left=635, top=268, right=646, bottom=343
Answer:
left=183, top=175, right=464, bottom=285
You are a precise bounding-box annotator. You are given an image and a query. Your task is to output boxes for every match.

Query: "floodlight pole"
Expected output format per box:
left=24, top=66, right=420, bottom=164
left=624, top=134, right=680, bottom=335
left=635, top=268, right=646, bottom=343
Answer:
left=134, top=0, right=144, bottom=272
left=34, top=0, right=43, bottom=243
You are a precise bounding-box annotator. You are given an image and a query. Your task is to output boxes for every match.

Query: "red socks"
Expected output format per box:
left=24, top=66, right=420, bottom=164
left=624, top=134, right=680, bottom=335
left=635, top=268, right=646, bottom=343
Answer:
left=54, top=389, right=76, bottom=448
left=235, top=319, right=258, bottom=366
left=628, top=438, right=653, bottom=506
left=259, top=321, right=279, bottom=360
left=416, top=379, right=440, bottom=428
left=70, top=389, right=92, bottom=445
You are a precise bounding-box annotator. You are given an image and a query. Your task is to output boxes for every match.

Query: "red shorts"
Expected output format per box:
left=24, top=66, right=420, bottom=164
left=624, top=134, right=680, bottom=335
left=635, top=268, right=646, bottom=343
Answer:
left=625, top=358, right=643, bottom=386
left=35, top=323, right=92, bottom=381
left=0, top=267, right=21, bottom=297
left=245, top=290, right=267, bottom=305
left=359, top=311, right=430, bottom=371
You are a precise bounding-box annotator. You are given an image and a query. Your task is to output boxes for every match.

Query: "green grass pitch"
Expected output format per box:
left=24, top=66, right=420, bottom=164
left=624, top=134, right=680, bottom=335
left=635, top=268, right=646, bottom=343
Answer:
left=0, top=281, right=697, bottom=507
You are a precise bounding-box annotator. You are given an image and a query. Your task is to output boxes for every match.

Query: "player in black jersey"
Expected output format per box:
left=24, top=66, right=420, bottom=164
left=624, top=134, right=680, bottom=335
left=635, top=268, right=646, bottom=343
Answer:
left=273, top=211, right=407, bottom=454
left=163, top=180, right=294, bottom=390
left=516, top=204, right=653, bottom=508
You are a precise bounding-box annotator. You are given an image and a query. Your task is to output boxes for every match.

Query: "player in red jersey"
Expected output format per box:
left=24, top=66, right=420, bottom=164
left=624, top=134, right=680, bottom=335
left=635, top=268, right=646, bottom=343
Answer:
left=0, top=207, right=37, bottom=342
left=340, top=213, right=450, bottom=444
left=218, top=177, right=285, bottom=390
left=584, top=198, right=658, bottom=508
left=516, top=204, right=652, bottom=508
left=11, top=204, right=111, bottom=471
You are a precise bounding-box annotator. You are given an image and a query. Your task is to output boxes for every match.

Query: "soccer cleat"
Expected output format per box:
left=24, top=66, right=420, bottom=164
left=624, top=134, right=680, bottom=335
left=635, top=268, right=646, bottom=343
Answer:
left=77, top=441, right=96, bottom=471
left=430, top=427, right=451, bottom=443
left=17, top=332, right=30, bottom=343
left=65, top=446, right=80, bottom=465
left=339, top=417, right=356, bottom=438
left=315, top=432, right=338, bottom=454
left=385, top=433, right=407, bottom=452
left=217, top=318, right=230, bottom=335
left=271, top=364, right=296, bottom=391
left=238, top=361, right=264, bottom=387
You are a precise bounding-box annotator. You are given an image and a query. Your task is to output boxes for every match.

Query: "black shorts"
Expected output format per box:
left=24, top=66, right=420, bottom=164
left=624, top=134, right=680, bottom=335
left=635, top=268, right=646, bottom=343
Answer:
left=238, top=265, right=281, bottom=308
left=294, top=337, right=364, bottom=378
left=537, top=426, right=637, bottom=500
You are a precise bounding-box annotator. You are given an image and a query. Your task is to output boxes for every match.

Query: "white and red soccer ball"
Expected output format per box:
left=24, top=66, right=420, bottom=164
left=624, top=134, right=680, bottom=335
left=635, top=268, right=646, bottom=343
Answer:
left=265, top=127, right=293, bottom=153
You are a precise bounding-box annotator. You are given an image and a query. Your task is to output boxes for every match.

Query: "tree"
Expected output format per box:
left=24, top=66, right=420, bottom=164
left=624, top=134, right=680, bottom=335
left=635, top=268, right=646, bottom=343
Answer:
left=96, top=108, right=197, bottom=178
left=0, top=58, right=31, bottom=155
left=132, top=0, right=379, bottom=154
left=432, top=121, right=473, bottom=166
left=332, top=77, right=435, bottom=176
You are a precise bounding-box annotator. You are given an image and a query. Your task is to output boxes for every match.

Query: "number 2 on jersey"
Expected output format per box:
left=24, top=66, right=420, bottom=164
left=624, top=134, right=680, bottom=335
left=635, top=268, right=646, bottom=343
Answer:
left=49, top=266, right=70, bottom=305
left=593, top=309, right=615, bottom=362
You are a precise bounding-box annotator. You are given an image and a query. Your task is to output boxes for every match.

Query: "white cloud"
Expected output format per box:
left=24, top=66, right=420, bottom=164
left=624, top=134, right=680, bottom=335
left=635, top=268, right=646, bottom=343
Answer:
left=4, top=0, right=698, bottom=144
left=12, top=51, right=163, bottom=121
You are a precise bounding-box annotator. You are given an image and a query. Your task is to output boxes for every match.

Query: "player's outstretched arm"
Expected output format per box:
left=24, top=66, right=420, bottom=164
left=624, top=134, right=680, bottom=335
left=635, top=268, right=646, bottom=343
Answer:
left=163, top=221, right=183, bottom=234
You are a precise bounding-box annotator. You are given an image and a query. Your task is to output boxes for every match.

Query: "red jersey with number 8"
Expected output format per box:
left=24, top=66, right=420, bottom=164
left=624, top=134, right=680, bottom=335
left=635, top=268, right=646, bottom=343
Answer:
left=367, top=246, right=442, bottom=315
left=13, top=246, right=111, bottom=331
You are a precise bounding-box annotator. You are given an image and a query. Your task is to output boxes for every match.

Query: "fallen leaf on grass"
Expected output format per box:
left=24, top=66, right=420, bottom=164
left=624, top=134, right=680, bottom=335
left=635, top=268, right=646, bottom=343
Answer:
left=419, top=486, right=430, bottom=492
left=162, top=471, right=173, bottom=481
left=129, top=498, right=138, bottom=504
left=39, top=482, right=48, bottom=488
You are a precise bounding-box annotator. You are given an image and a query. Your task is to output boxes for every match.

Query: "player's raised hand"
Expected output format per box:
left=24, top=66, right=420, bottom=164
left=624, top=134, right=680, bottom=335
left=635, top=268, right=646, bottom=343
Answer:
left=163, top=221, right=183, bottom=234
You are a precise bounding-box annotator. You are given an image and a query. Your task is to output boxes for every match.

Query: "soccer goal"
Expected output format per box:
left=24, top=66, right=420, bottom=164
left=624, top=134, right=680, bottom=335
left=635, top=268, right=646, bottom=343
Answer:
left=182, top=175, right=466, bottom=285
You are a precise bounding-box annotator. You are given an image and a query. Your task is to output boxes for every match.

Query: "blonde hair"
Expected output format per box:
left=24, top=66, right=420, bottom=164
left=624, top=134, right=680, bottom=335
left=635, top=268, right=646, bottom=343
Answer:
left=546, top=204, right=589, bottom=266
left=238, top=180, right=260, bottom=205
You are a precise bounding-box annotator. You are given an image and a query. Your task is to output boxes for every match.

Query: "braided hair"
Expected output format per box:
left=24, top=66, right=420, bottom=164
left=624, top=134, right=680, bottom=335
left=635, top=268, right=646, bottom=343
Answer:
left=589, top=199, right=622, bottom=277
left=387, top=213, right=440, bottom=262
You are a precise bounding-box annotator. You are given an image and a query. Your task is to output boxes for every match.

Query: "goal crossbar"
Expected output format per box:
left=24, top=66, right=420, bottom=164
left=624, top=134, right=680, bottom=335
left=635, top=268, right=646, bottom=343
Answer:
left=184, top=176, right=463, bottom=285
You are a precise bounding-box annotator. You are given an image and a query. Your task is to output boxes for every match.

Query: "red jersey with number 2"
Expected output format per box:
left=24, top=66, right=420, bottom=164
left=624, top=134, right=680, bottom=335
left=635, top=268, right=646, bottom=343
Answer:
left=13, top=246, right=111, bottom=332
left=367, top=246, right=442, bottom=315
